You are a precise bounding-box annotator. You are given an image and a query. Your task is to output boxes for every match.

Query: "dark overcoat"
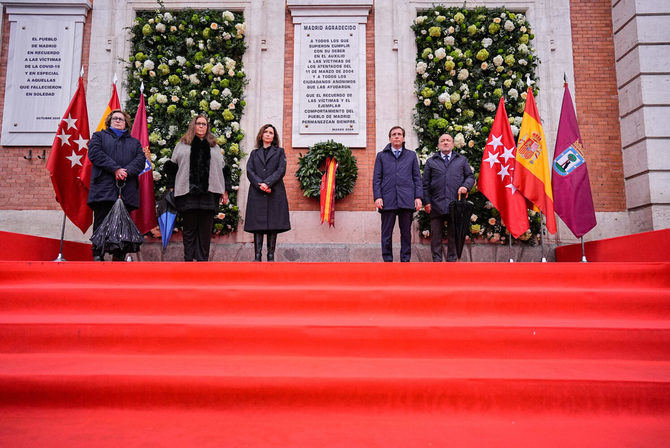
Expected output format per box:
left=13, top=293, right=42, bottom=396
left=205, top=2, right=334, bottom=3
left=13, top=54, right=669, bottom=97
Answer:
left=87, top=128, right=146, bottom=209
left=372, top=143, right=422, bottom=210
left=422, top=151, right=475, bottom=216
left=244, top=145, right=291, bottom=233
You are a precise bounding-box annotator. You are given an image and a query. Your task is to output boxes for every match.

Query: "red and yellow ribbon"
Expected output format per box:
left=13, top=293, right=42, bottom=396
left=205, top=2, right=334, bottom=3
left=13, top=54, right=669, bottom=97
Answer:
left=320, top=157, right=338, bottom=226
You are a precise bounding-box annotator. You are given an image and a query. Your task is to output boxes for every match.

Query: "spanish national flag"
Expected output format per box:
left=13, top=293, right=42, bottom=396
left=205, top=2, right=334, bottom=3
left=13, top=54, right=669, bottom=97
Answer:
left=320, top=157, right=338, bottom=226
left=95, top=80, right=121, bottom=132
left=512, top=87, right=557, bottom=234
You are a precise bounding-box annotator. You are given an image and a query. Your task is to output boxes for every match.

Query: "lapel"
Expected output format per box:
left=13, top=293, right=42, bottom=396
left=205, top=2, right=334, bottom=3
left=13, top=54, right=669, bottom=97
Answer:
left=261, top=146, right=277, bottom=166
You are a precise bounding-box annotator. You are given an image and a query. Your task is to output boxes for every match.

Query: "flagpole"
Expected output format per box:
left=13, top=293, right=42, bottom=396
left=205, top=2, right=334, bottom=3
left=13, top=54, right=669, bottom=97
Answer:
left=508, top=232, right=514, bottom=263
left=53, top=213, right=67, bottom=262
left=580, top=237, right=588, bottom=262
left=540, top=211, right=547, bottom=262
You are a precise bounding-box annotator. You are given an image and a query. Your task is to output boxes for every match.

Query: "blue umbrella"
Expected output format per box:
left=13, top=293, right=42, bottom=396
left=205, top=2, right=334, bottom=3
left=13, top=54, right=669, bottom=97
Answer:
left=156, top=191, right=177, bottom=250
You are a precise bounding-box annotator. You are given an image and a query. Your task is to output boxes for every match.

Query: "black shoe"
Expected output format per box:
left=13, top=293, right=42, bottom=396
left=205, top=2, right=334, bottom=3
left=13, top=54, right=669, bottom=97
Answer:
left=253, top=233, right=263, bottom=262
left=93, top=255, right=104, bottom=262
left=266, top=233, right=277, bottom=262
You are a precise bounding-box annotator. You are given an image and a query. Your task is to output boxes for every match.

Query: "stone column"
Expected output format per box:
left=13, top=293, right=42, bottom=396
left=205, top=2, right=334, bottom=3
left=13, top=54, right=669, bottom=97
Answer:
left=613, top=0, right=670, bottom=231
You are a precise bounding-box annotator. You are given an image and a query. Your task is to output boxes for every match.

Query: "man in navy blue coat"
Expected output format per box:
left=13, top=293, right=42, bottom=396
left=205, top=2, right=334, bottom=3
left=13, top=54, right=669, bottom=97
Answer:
left=373, top=126, right=423, bottom=262
left=422, top=133, right=475, bottom=261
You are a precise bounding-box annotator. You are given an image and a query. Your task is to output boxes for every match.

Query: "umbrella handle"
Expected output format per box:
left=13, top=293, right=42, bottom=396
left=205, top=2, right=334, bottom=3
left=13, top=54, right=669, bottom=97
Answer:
left=458, top=192, right=469, bottom=201
left=116, top=179, right=126, bottom=198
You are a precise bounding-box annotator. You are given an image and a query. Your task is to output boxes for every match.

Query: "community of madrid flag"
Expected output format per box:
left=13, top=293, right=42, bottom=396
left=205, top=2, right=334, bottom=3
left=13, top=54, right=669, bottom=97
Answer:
left=130, top=92, right=158, bottom=234
left=513, top=87, right=557, bottom=234
left=320, top=157, right=338, bottom=226
left=552, top=82, right=597, bottom=237
left=46, top=76, right=92, bottom=233
left=478, top=98, right=529, bottom=238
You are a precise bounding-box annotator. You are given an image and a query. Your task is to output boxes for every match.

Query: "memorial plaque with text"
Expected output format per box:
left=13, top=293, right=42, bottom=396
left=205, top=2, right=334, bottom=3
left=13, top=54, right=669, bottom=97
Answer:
left=298, top=24, right=360, bottom=135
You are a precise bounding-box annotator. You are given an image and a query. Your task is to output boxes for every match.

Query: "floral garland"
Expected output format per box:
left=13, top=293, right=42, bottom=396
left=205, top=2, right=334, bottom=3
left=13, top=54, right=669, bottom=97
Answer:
left=126, top=6, right=247, bottom=236
left=412, top=6, right=541, bottom=244
left=295, top=140, right=358, bottom=200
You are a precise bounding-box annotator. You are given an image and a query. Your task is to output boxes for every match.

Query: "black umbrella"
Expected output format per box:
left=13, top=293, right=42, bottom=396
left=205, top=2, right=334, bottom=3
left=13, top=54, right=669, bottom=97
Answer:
left=156, top=190, right=178, bottom=250
left=90, top=187, right=145, bottom=258
left=448, top=194, right=475, bottom=260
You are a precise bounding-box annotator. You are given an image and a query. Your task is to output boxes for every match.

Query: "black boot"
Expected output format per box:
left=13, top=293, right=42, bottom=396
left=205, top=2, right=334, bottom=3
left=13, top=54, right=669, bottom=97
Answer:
left=266, top=233, right=277, bottom=262
left=253, top=233, right=263, bottom=262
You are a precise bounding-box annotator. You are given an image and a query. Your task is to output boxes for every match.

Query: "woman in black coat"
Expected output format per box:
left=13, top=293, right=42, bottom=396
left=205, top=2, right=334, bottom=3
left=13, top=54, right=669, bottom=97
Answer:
left=164, top=115, right=230, bottom=262
left=87, top=109, right=146, bottom=261
left=244, top=124, right=290, bottom=261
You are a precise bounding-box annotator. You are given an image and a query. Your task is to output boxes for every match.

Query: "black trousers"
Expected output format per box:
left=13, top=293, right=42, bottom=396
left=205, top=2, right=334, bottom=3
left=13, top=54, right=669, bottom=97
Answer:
left=181, top=209, right=215, bottom=261
left=90, top=201, right=128, bottom=260
left=430, top=214, right=457, bottom=262
left=380, top=209, right=413, bottom=262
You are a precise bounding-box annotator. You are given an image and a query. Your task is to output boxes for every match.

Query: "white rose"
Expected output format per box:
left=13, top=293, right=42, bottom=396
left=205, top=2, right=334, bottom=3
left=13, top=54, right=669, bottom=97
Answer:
left=186, top=38, right=194, bottom=47
left=482, top=38, right=493, bottom=48
left=210, top=100, right=221, bottom=111
left=438, top=92, right=450, bottom=104
left=504, top=20, right=515, bottom=32
left=508, top=88, right=519, bottom=99
left=434, top=48, right=446, bottom=60
left=444, top=36, right=455, bottom=46
left=143, top=60, right=155, bottom=70
left=457, top=69, right=469, bottom=81
left=176, top=56, right=186, bottom=66
left=493, top=55, right=504, bottom=66
left=223, top=11, right=235, bottom=21
left=153, top=171, right=162, bottom=181
left=454, top=133, right=466, bottom=148
left=416, top=61, right=428, bottom=74
left=156, top=23, right=166, bottom=33
left=424, top=99, right=431, bottom=106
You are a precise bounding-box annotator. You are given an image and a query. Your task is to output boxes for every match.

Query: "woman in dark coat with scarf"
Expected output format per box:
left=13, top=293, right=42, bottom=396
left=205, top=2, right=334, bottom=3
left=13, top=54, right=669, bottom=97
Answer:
left=164, top=115, right=230, bottom=261
left=87, top=109, right=146, bottom=261
left=244, top=124, right=290, bottom=261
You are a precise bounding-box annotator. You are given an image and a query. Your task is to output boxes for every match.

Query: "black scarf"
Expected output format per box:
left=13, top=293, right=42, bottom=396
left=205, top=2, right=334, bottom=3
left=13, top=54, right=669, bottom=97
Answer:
left=189, top=137, right=211, bottom=194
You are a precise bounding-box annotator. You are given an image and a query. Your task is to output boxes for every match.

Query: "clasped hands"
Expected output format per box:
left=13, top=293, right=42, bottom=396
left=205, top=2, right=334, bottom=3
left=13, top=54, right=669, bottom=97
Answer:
left=259, top=182, right=271, bottom=194
left=375, top=198, right=423, bottom=212
left=423, top=186, right=468, bottom=214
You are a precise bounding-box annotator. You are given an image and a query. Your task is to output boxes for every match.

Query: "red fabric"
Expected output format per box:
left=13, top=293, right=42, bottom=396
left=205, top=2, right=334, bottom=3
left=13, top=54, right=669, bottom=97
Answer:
left=0, top=231, right=91, bottom=261
left=129, top=94, right=157, bottom=234
left=1, top=261, right=669, bottom=447
left=319, top=157, right=337, bottom=226
left=556, top=228, right=670, bottom=262
left=45, top=78, right=92, bottom=233
left=478, top=98, right=529, bottom=238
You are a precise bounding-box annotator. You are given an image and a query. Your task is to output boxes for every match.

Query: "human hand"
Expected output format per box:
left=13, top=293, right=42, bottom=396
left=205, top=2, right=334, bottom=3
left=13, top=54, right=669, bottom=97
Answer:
left=259, top=182, right=269, bottom=192
left=458, top=186, right=468, bottom=196
left=375, top=198, right=383, bottom=210
left=415, top=198, right=423, bottom=211
left=425, top=204, right=432, bottom=214
left=221, top=191, right=229, bottom=205
left=114, top=168, right=127, bottom=180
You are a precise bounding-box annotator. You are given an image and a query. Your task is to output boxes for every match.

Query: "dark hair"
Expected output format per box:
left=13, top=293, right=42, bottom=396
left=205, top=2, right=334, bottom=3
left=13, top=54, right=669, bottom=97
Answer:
left=255, top=124, right=280, bottom=148
left=105, top=109, right=132, bottom=130
left=388, top=126, right=405, bottom=138
left=179, top=114, right=217, bottom=147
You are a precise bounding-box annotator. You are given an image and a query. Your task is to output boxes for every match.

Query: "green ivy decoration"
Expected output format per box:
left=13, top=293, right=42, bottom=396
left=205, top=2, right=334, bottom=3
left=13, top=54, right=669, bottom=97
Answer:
left=412, top=6, right=540, bottom=245
left=126, top=5, right=247, bottom=236
left=296, top=140, right=358, bottom=200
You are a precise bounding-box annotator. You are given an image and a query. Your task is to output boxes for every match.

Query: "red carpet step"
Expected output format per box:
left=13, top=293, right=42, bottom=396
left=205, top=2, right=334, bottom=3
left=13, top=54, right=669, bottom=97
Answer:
left=1, top=261, right=669, bottom=447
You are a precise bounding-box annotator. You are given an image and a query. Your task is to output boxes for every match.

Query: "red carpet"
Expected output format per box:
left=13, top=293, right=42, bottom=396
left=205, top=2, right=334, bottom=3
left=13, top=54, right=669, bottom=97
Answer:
left=556, top=228, right=670, bottom=262
left=0, top=231, right=91, bottom=261
left=1, top=261, right=669, bottom=447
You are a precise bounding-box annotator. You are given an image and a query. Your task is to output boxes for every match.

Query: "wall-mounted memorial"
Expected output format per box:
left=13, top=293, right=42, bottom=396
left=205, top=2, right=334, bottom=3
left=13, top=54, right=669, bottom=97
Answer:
left=1, top=0, right=90, bottom=146
left=288, top=0, right=372, bottom=148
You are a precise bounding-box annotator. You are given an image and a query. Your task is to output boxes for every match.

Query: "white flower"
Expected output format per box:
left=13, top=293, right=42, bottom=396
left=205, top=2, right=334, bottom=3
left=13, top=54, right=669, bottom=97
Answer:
left=221, top=88, right=232, bottom=98
left=416, top=61, right=428, bottom=74
left=484, top=102, right=496, bottom=112
left=149, top=71, right=156, bottom=77
left=457, top=69, right=469, bottom=81
left=159, top=139, right=166, bottom=146
left=493, top=55, right=504, bottom=66
left=514, top=116, right=523, bottom=126
left=428, top=54, right=433, bottom=60
left=508, top=88, right=519, bottom=99
left=231, top=122, right=240, bottom=132
left=414, top=16, right=427, bottom=25
left=143, top=60, right=155, bottom=70
left=228, top=102, right=235, bottom=110
left=424, top=99, right=431, bottom=106
left=518, top=43, right=529, bottom=54
left=446, top=80, right=454, bottom=87
left=135, top=61, right=142, bottom=69
left=471, top=214, right=478, bottom=222
left=186, top=38, right=194, bottom=47
left=147, top=116, right=153, bottom=123
left=224, top=57, right=236, bottom=71
left=222, top=32, right=232, bottom=40
left=171, top=95, right=179, bottom=102
left=188, top=74, right=200, bottom=84
left=231, top=185, right=239, bottom=191
left=421, top=29, right=427, bottom=35
left=153, top=171, right=162, bottom=181
left=422, top=230, right=430, bottom=238
left=212, top=63, right=225, bottom=76
left=482, top=38, right=493, bottom=48
left=228, top=69, right=236, bottom=77
left=156, top=94, right=168, bottom=104
left=151, top=154, right=158, bottom=162
left=163, top=12, right=173, bottom=22
left=223, top=11, right=235, bottom=21
left=235, top=23, right=246, bottom=37
left=210, top=100, right=222, bottom=110
left=519, top=59, right=528, bottom=66
left=448, top=26, right=455, bottom=34
left=422, top=73, right=429, bottom=79
left=511, top=125, right=520, bottom=136
left=198, top=42, right=205, bottom=50
left=438, top=92, right=450, bottom=104
left=454, top=133, right=466, bottom=148
left=156, top=23, right=166, bottom=33
left=176, top=56, right=186, bottom=66
left=434, top=48, right=446, bottom=60
left=444, top=36, right=455, bottom=46
left=504, top=20, right=515, bottom=32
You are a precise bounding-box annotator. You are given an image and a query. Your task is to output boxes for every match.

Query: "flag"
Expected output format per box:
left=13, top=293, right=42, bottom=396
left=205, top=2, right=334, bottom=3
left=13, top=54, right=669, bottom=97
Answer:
left=320, top=157, right=338, bottom=226
left=478, top=98, right=529, bottom=238
left=95, top=81, right=120, bottom=132
left=551, top=82, right=597, bottom=237
left=130, top=92, right=158, bottom=234
left=513, top=87, right=557, bottom=234
left=46, top=77, right=92, bottom=233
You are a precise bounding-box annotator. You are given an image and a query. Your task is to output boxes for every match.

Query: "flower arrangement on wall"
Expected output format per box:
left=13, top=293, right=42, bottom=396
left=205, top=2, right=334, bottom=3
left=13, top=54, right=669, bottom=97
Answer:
left=126, top=6, right=247, bottom=236
left=412, top=6, right=541, bottom=244
left=296, top=140, right=358, bottom=200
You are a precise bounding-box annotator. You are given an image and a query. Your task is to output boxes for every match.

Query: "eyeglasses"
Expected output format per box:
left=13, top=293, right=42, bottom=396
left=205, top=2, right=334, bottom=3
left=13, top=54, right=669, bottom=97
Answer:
left=111, top=117, right=125, bottom=122
left=195, top=122, right=208, bottom=127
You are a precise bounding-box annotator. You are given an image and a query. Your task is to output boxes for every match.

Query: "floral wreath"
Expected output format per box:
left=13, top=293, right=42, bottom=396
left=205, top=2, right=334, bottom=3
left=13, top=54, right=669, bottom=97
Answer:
left=295, top=140, right=358, bottom=200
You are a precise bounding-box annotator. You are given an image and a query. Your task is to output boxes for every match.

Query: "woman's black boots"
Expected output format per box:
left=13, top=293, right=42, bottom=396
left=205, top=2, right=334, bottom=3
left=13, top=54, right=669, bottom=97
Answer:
left=266, top=233, right=277, bottom=261
left=253, top=233, right=263, bottom=262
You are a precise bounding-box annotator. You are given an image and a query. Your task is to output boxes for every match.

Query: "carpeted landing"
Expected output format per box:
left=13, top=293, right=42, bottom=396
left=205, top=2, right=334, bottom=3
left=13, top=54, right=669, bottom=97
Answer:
left=1, top=261, right=669, bottom=447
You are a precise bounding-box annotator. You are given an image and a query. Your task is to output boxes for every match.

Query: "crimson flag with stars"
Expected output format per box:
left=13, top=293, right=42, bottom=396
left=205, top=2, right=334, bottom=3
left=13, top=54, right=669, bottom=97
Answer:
left=46, top=77, right=92, bottom=233
left=478, top=97, right=529, bottom=239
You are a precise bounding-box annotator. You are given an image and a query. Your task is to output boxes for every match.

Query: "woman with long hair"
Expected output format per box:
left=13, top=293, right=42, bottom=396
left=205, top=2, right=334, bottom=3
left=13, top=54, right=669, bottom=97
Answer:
left=244, top=124, right=290, bottom=261
left=164, top=115, right=230, bottom=261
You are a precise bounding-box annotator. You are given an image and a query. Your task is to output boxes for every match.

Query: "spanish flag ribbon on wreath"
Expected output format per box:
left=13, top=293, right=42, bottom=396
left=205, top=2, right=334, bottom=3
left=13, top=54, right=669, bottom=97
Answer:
left=320, top=157, right=338, bottom=226
left=512, top=87, right=557, bottom=234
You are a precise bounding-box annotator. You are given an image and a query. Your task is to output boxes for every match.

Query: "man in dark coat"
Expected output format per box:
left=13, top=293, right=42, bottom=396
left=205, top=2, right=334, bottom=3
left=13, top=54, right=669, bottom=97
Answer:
left=373, top=126, right=423, bottom=262
left=422, top=133, right=475, bottom=262
left=87, top=109, right=146, bottom=261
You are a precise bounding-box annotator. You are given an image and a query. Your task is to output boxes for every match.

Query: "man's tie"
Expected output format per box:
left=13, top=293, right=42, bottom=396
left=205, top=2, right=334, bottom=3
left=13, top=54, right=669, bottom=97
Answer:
left=394, top=150, right=400, bottom=159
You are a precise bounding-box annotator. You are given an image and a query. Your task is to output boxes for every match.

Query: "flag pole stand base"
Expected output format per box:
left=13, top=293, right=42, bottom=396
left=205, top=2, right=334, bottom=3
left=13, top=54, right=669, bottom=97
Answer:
left=53, top=253, right=66, bottom=262
left=541, top=257, right=547, bottom=263
left=508, top=258, right=515, bottom=263
left=581, top=256, right=588, bottom=263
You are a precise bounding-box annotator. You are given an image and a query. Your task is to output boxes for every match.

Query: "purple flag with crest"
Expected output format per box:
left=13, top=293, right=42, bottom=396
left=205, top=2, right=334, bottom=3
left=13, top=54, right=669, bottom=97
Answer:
left=551, top=83, right=597, bottom=238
